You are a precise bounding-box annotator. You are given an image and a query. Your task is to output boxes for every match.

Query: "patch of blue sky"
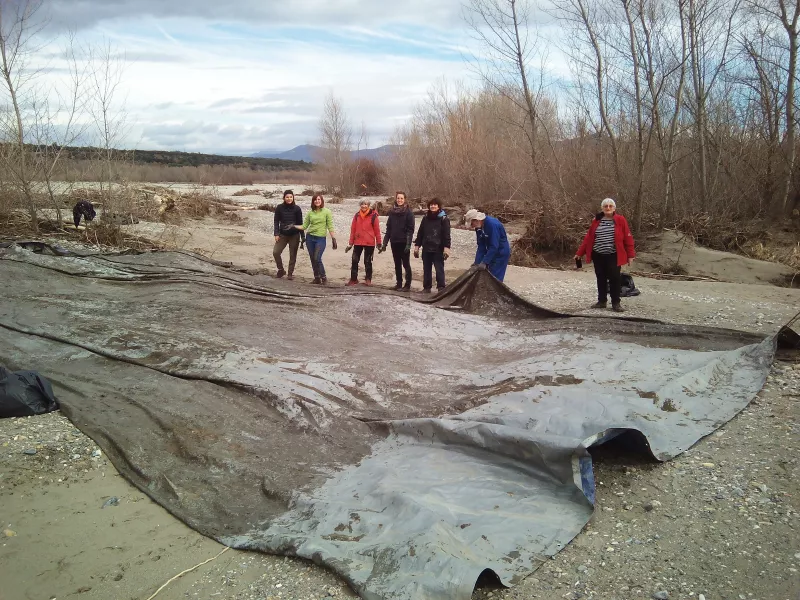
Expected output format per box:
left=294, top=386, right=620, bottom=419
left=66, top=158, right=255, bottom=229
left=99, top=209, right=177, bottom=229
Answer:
left=204, top=21, right=464, bottom=61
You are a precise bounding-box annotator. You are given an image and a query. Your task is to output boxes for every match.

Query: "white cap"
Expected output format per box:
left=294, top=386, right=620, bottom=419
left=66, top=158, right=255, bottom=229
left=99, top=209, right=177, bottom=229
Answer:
left=601, top=198, right=616, bottom=209
left=464, top=209, right=486, bottom=222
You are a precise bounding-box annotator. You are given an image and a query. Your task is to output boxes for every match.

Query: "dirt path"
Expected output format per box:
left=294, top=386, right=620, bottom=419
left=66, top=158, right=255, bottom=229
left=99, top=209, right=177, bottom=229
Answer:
left=2, top=199, right=799, bottom=600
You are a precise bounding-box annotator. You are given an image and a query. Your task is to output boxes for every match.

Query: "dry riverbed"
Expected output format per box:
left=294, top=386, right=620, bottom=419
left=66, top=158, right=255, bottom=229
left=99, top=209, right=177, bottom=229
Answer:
left=1, top=185, right=799, bottom=600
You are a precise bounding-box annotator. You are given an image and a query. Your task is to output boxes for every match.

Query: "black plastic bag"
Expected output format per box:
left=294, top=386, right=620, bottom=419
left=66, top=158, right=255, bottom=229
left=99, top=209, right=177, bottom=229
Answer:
left=608, top=273, right=641, bottom=297
left=0, top=366, right=59, bottom=418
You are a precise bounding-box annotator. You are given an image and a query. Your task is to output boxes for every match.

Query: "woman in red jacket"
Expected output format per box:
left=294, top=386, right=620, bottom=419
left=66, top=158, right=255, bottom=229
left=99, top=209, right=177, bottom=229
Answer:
left=346, top=199, right=382, bottom=286
left=574, top=198, right=636, bottom=312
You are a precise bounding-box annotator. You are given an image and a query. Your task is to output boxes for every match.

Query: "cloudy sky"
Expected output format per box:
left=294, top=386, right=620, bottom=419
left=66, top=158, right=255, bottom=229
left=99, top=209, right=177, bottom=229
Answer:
left=32, top=0, right=488, bottom=155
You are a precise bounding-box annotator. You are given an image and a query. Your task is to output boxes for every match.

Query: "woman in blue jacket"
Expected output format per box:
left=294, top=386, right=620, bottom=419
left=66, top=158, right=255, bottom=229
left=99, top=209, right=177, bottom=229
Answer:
left=464, top=209, right=511, bottom=282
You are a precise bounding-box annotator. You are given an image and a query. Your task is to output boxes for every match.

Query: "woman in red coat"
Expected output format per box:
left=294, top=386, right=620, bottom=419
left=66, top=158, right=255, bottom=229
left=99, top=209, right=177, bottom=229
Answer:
left=346, top=199, right=382, bottom=286
left=574, top=198, right=636, bottom=312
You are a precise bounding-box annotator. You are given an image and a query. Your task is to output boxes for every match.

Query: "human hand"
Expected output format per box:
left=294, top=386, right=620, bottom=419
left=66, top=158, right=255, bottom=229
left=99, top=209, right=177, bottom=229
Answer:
left=573, top=254, right=581, bottom=260
left=332, top=238, right=338, bottom=250
left=274, top=236, right=280, bottom=243
left=378, top=245, right=386, bottom=254
left=413, top=247, right=420, bottom=259
left=443, top=248, right=450, bottom=260
left=345, top=245, right=352, bottom=253
left=404, top=244, right=411, bottom=253
left=628, top=258, right=634, bottom=266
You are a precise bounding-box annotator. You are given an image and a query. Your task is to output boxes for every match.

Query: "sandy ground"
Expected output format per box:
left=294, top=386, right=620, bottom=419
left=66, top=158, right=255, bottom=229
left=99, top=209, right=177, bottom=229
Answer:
left=2, top=185, right=799, bottom=600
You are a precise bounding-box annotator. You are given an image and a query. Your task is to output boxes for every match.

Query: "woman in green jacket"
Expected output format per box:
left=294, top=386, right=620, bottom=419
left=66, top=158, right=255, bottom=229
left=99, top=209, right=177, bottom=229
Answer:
left=295, top=194, right=337, bottom=284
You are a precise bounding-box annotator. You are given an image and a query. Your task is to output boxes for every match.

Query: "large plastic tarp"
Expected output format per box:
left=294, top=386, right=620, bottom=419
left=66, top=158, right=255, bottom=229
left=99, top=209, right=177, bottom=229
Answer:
left=0, top=242, right=790, bottom=600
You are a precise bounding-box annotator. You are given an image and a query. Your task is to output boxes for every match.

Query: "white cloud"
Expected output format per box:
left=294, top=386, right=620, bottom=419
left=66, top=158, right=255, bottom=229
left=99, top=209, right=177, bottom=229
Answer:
left=20, top=1, right=571, bottom=154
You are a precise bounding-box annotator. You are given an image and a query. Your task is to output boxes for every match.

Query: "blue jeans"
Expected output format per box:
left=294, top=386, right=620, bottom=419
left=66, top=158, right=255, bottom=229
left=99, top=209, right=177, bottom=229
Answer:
left=306, top=235, right=327, bottom=279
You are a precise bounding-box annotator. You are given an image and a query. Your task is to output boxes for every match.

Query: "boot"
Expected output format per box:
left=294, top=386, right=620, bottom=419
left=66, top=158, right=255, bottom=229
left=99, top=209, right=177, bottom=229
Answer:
left=393, top=282, right=403, bottom=291
left=591, top=301, right=607, bottom=309
left=312, top=277, right=321, bottom=284
left=276, top=269, right=286, bottom=279
left=321, top=277, right=328, bottom=285
left=612, top=302, right=625, bottom=312
left=402, top=282, right=411, bottom=292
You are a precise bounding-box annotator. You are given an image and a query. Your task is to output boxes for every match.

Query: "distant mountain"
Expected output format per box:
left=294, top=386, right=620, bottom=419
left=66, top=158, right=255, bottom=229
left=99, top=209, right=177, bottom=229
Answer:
left=252, top=144, right=400, bottom=163
left=252, top=144, right=318, bottom=162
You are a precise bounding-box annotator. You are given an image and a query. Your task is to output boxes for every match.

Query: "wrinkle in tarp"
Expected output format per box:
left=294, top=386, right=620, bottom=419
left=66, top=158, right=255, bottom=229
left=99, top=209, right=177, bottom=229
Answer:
left=0, top=242, right=785, bottom=600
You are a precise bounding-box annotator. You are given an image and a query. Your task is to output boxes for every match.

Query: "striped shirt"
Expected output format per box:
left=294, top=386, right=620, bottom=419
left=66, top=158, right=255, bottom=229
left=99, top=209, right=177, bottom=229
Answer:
left=592, top=217, right=616, bottom=254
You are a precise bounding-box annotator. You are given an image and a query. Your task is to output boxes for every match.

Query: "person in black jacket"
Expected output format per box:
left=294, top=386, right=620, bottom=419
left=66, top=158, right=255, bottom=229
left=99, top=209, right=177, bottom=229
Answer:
left=272, top=190, right=305, bottom=280
left=413, top=197, right=451, bottom=292
left=380, top=191, right=416, bottom=291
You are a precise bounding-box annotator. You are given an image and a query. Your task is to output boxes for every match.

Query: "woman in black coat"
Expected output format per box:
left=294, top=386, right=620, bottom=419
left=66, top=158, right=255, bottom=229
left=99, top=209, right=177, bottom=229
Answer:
left=380, top=191, right=416, bottom=291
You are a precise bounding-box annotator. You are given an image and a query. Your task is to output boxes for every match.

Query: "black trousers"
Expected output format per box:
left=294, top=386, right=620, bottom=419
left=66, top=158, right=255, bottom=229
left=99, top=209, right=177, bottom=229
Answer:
left=351, top=245, right=374, bottom=281
left=593, top=252, right=621, bottom=304
left=422, top=251, right=446, bottom=290
left=390, top=242, right=412, bottom=286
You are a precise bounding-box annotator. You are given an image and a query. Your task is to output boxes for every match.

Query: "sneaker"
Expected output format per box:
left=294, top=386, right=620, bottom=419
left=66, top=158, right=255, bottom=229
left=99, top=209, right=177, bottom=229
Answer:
left=345, top=280, right=359, bottom=286
left=312, top=277, right=321, bottom=284
left=362, top=279, right=372, bottom=286
left=591, top=301, right=607, bottom=309
left=276, top=269, right=286, bottom=278
left=612, top=303, right=625, bottom=312
left=422, top=288, right=432, bottom=294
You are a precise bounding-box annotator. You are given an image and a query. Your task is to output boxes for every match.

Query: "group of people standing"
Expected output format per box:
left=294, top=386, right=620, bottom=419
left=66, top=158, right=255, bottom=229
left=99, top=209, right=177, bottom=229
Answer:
left=273, top=189, right=636, bottom=310
left=272, top=190, right=464, bottom=293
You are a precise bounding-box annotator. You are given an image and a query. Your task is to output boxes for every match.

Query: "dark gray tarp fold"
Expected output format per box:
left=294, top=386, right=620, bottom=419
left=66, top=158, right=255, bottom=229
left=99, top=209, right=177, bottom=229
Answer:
left=0, top=242, right=787, bottom=600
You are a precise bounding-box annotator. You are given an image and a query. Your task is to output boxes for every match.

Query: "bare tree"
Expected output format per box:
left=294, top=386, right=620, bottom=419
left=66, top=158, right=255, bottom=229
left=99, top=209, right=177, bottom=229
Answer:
left=0, top=0, right=45, bottom=228
left=317, top=91, right=353, bottom=196
left=87, top=39, right=128, bottom=217
left=646, top=0, right=689, bottom=224
left=685, top=0, right=739, bottom=211
left=29, top=32, right=90, bottom=224
left=744, top=0, right=799, bottom=214
left=464, top=0, right=556, bottom=205
left=559, top=0, right=625, bottom=205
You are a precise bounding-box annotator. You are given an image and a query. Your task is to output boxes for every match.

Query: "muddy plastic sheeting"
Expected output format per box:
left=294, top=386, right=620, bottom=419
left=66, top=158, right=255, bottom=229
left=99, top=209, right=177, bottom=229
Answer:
left=0, top=243, right=785, bottom=600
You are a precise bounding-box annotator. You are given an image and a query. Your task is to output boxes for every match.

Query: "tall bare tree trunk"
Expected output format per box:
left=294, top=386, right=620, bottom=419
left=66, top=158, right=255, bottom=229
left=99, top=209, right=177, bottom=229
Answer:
left=0, top=1, right=39, bottom=229
left=573, top=0, right=624, bottom=202
left=778, top=0, right=799, bottom=214
left=687, top=0, right=709, bottom=212
left=622, top=0, right=646, bottom=232
left=663, top=0, right=689, bottom=223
